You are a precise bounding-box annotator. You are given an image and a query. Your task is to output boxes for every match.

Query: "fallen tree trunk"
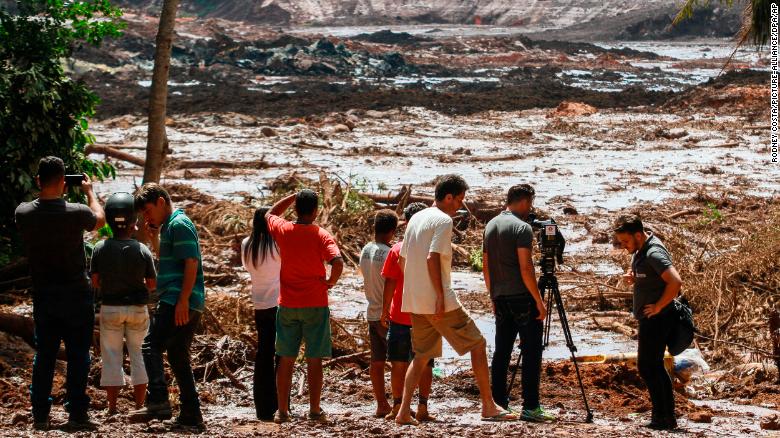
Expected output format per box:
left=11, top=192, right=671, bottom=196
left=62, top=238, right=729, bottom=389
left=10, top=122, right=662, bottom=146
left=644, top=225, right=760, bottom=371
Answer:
left=174, top=159, right=269, bottom=170
left=0, top=312, right=100, bottom=360
left=323, top=350, right=370, bottom=368
left=84, top=145, right=272, bottom=171
left=85, top=144, right=146, bottom=167
left=0, top=312, right=35, bottom=346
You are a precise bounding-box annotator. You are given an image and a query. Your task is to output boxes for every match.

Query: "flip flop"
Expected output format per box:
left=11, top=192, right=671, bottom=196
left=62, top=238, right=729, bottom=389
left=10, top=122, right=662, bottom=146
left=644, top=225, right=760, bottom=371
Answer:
left=395, top=417, right=420, bottom=426
left=481, top=410, right=520, bottom=422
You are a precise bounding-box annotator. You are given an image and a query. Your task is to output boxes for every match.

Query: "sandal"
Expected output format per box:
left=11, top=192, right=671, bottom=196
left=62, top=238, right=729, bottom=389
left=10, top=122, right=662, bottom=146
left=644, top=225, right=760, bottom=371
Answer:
left=395, top=416, right=420, bottom=426
left=307, top=410, right=329, bottom=423
left=273, top=411, right=292, bottom=424
left=482, top=410, right=520, bottom=422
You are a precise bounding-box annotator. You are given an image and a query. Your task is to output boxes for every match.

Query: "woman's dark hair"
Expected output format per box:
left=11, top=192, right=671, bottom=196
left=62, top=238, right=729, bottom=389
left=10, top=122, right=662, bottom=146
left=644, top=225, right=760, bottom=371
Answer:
left=244, top=207, right=277, bottom=266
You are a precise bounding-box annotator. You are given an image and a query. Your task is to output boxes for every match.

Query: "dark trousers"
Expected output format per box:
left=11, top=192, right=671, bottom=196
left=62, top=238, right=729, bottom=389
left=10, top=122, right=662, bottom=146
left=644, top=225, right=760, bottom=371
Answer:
left=253, top=307, right=278, bottom=419
left=637, top=311, right=676, bottom=420
left=30, top=295, right=94, bottom=421
left=142, top=302, right=201, bottom=415
left=490, top=297, right=543, bottom=411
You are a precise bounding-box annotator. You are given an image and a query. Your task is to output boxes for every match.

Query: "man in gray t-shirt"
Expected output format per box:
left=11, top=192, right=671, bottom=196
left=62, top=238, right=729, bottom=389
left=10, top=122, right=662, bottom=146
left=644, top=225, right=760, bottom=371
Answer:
left=482, top=184, right=552, bottom=421
left=614, top=214, right=683, bottom=431
left=482, top=212, right=533, bottom=300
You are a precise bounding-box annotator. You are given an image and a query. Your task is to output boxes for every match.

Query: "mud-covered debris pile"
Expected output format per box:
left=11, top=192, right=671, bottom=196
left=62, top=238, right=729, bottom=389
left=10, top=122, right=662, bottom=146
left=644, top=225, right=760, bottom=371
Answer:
left=79, top=25, right=415, bottom=78
left=352, top=30, right=431, bottom=46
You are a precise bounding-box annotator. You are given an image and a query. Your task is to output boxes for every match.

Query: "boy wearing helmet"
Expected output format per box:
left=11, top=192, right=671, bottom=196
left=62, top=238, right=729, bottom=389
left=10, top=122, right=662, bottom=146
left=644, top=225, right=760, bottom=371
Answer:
left=90, top=193, right=157, bottom=416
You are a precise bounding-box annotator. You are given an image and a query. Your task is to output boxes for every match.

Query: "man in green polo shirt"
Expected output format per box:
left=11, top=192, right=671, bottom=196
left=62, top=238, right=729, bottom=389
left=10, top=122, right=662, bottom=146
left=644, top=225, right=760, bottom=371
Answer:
left=130, top=183, right=205, bottom=429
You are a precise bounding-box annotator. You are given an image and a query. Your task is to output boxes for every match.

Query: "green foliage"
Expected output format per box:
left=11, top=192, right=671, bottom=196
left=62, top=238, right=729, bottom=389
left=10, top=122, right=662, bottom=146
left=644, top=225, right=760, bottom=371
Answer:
left=97, top=223, right=113, bottom=239
left=469, top=248, right=483, bottom=272
left=700, top=202, right=723, bottom=225
left=0, top=0, right=123, bottom=264
left=673, top=0, right=734, bottom=26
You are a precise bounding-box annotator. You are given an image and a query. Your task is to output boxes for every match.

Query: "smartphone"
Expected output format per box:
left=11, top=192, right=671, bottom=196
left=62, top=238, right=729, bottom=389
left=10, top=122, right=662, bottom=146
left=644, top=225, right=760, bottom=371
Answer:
left=65, top=174, right=85, bottom=186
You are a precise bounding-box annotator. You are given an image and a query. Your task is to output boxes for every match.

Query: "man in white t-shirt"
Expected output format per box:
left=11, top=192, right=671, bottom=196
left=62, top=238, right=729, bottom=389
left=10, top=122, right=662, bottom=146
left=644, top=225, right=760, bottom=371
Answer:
left=395, top=175, right=518, bottom=425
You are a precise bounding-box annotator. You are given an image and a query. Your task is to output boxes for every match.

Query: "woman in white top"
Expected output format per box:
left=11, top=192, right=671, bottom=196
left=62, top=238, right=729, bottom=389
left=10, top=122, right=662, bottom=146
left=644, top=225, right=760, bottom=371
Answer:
left=241, top=207, right=281, bottom=421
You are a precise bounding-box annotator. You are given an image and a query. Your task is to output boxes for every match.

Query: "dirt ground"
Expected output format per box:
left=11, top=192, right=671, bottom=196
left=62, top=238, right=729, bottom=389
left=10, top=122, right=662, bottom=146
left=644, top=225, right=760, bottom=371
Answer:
left=1, top=13, right=778, bottom=438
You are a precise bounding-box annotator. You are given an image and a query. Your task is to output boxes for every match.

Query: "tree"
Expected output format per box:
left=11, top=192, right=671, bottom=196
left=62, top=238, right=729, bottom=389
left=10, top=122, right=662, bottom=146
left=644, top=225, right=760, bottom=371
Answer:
left=674, top=0, right=772, bottom=48
left=142, top=0, right=180, bottom=184
left=0, top=0, right=124, bottom=264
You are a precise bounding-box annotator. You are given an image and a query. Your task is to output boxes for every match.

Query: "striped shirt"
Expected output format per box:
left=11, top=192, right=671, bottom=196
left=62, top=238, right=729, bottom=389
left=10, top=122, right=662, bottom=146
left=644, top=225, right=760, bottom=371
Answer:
left=158, top=209, right=205, bottom=311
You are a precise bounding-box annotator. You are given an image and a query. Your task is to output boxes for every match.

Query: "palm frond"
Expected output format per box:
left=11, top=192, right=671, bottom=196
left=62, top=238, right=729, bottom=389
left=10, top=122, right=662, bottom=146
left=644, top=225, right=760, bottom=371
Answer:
left=672, top=0, right=736, bottom=26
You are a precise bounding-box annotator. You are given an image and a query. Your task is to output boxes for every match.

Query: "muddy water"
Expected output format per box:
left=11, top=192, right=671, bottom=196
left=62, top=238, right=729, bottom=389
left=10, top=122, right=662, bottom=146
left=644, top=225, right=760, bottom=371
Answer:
left=93, top=107, right=779, bottom=215
left=329, top=270, right=636, bottom=376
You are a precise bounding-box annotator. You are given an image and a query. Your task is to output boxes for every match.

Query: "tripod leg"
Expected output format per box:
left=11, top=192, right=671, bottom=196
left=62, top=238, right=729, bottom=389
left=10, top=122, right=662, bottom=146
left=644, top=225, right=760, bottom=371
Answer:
left=506, top=349, right=523, bottom=398
left=551, top=280, right=594, bottom=423
left=542, top=281, right=553, bottom=348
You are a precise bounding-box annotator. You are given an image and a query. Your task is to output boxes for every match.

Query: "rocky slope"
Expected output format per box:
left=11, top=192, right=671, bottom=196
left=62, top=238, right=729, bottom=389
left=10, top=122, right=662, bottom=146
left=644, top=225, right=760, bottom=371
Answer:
left=117, top=0, right=682, bottom=28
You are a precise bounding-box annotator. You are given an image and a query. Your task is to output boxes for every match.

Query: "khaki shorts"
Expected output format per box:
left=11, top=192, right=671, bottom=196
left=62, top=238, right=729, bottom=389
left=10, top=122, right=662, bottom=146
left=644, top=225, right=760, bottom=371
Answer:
left=410, top=307, right=485, bottom=359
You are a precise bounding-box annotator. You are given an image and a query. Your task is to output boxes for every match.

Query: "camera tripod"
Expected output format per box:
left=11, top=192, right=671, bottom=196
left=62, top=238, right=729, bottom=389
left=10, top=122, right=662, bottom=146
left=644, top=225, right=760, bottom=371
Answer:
left=507, top=265, right=593, bottom=422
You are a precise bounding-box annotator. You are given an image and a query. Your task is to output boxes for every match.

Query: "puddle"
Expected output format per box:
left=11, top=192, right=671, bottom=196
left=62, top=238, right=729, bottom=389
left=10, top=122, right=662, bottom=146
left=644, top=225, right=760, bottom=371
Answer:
left=329, top=270, right=636, bottom=377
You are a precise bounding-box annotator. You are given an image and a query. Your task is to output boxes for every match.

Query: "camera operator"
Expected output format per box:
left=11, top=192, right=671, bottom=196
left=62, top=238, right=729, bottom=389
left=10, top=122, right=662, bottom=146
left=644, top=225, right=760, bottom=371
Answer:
left=482, top=184, right=554, bottom=422
left=613, top=214, right=682, bottom=431
left=14, top=156, right=105, bottom=431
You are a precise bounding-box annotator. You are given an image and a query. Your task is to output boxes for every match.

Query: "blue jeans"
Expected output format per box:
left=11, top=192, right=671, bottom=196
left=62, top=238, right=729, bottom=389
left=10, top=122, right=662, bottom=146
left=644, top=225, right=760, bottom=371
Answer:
left=490, top=295, right=543, bottom=411
left=142, top=302, right=201, bottom=415
left=30, top=294, right=94, bottom=421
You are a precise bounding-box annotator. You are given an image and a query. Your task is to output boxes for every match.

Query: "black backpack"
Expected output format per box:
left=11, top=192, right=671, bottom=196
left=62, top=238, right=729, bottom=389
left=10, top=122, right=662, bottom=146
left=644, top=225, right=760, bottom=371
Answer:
left=667, top=296, right=696, bottom=355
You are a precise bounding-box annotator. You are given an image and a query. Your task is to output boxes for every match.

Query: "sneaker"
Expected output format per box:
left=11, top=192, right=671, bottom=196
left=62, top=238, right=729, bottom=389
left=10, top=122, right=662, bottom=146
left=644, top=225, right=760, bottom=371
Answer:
left=521, top=406, right=557, bottom=422
left=32, top=419, right=49, bottom=431
left=64, top=416, right=98, bottom=431
left=164, top=413, right=204, bottom=429
left=129, top=401, right=173, bottom=422
left=647, top=417, right=677, bottom=430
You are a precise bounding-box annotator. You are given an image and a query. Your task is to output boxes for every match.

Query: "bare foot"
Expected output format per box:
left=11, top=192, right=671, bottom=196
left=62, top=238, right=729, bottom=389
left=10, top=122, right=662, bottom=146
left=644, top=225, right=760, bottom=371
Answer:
left=385, top=404, right=400, bottom=420
left=415, top=405, right=435, bottom=422
left=375, top=402, right=392, bottom=418
left=481, top=402, right=508, bottom=419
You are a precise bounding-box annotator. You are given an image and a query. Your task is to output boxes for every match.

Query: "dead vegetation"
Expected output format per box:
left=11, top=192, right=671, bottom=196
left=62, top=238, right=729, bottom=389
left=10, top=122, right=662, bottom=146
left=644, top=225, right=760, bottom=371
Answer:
left=611, top=191, right=780, bottom=365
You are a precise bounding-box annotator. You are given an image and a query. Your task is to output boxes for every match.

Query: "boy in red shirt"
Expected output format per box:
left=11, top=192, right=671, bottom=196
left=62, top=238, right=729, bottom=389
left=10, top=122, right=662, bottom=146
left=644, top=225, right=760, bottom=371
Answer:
left=266, top=190, right=343, bottom=423
left=379, top=202, right=434, bottom=422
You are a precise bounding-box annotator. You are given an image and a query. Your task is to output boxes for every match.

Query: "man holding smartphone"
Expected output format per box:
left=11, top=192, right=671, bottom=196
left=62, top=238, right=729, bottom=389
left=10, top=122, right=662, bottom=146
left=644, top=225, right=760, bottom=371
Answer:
left=15, top=156, right=105, bottom=431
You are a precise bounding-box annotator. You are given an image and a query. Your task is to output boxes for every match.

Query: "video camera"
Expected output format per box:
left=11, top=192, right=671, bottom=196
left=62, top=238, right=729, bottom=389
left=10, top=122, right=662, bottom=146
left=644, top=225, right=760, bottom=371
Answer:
left=528, top=213, right=566, bottom=275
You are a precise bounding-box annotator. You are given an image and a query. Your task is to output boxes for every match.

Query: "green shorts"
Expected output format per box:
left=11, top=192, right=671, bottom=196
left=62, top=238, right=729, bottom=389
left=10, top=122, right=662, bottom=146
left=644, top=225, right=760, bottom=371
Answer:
left=275, top=306, right=332, bottom=358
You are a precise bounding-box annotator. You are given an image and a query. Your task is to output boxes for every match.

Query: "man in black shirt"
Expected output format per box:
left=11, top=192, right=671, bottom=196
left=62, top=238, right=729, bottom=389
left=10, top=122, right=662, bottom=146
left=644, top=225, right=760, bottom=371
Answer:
left=14, top=156, right=105, bottom=431
left=614, top=214, right=682, bottom=431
